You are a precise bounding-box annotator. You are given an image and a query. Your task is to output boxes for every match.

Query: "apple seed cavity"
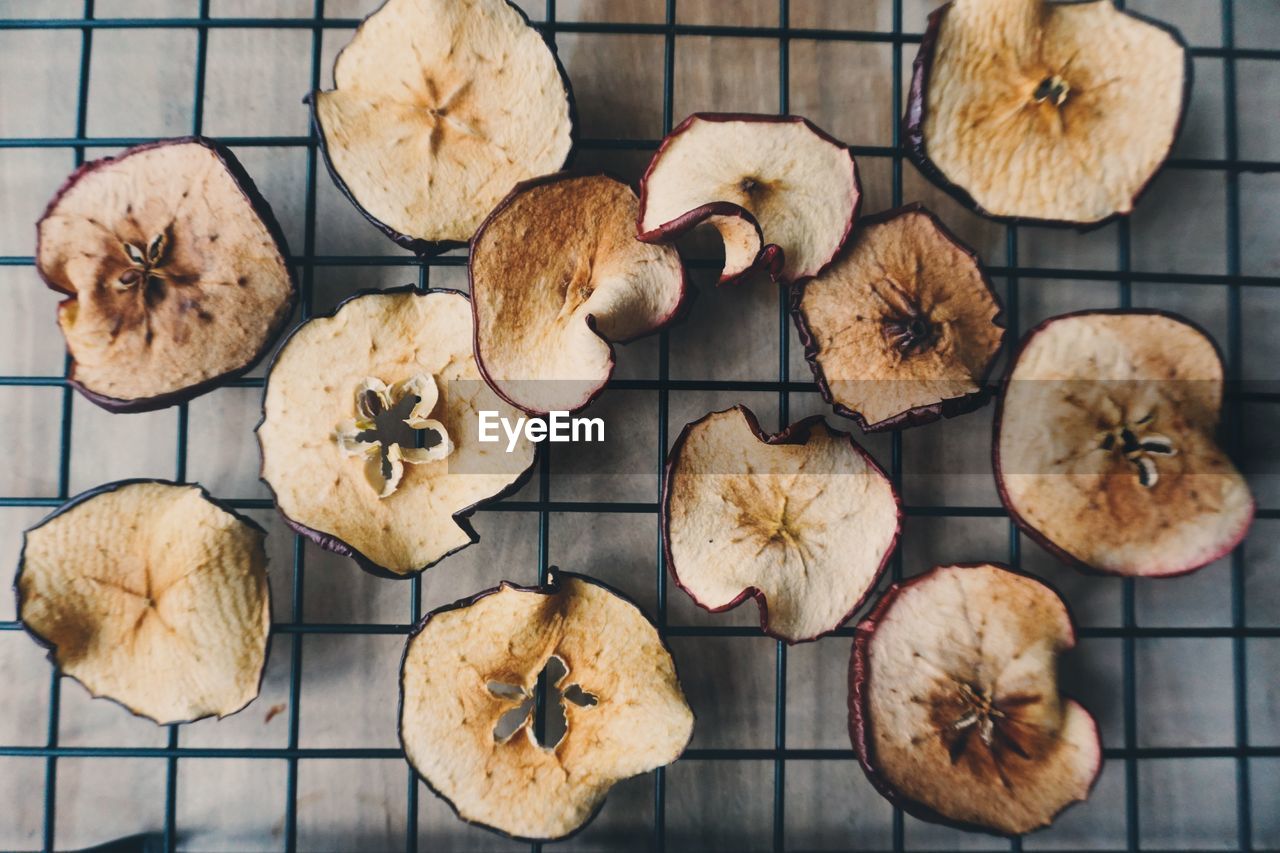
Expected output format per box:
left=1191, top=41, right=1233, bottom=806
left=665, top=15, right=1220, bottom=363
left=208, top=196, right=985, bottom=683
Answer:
left=334, top=374, right=454, bottom=499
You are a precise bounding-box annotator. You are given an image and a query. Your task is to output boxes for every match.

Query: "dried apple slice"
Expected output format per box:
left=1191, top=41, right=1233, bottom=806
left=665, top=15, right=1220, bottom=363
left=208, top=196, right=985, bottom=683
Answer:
left=258, top=287, right=536, bottom=577
left=851, top=562, right=1101, bottom=835
left=638, top=113, right=860, bottom=284
left=471, top=173, right=688, bottom=414
left=794, top=204, right=1005, bottom=431
left=311, top=0, right=575, bottom=253
left=638, top=201, right=781, bottom=285
left=995, top=310, right=1254, bottom=577
left=17, top=480, right=271, bottom=725
left=400, top=571, right=693, bottom=840
left=663, top=406, right=900, bottom=643
left=906, top=0, right=1189, bottom=225
left=35, top=138, right=295, bottom=412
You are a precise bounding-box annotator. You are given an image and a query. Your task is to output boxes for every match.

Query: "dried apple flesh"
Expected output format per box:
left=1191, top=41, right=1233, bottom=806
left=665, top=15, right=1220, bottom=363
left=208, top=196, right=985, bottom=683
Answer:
left=401, top=573, right=693, bottom=840
left=795, top=205, right=1003, bottom=430
left=471, top=174, right=686, bottom=414
left=18, top=481, right=270, bottom=725
left=313, top=0, right=574, bottom=248
left=36, top=139, right=294, bottom=409
left=996, top=311, right=1253, bottom=576
left=258, top=289, right=535, bottom=576
left=853, top=563, right=1100, bottom=835
left=912, top=0, right=1186, bottom=223
left=639, top=114, right=859, bottom=283
left=664, top=407, right=899, bottom=642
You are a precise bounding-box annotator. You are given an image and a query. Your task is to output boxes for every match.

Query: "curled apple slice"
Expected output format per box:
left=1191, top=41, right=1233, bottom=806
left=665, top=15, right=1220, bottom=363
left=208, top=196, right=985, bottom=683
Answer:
left=36, top=138, right=295, bottom=412
left=906, top=0, right=1189, bottom=225
left=400, top=571, right=693, bottom=841
left=663, top=406, right=900, bottom=643
left=311, top=0, right=574, bottom=252
left=638, top=201, right=780, bottom=285
left=995, top=310, right=1254, bottom=577
left=794, top=204, right=1004, bottom=431
left=471, top=173, right=688, bottom=415
left=638, top=113, right=860, bottom=284
left=851, top=563, right=1102, bottom=835
left=258, top=287, right=536, bottom=577
left=17, top=480, right=271, bottom=725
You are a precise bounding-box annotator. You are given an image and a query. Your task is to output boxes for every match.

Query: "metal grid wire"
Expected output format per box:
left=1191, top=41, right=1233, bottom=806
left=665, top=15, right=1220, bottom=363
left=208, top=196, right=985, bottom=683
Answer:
left=0, top=0, right=1277, bottom=851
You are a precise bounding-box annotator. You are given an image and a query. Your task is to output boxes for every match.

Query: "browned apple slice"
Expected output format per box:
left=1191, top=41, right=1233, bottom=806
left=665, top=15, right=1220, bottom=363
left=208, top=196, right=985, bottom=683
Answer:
left=638, top=201, right=781, bottom=285
left=400, top=571, right=693, bottom=841
left=638, top=113, right=860, bottom=284
left=17, top=480, right=271, bottom=725
left=906, top=0, right=1189, bottom=225
left=471, top=173, right=688, bottom=415
left=311, top=0, right=574, bottom=253
left=257, top=287, right=536, bottom=577
left=663, top=406, right=900, bottom=643
left=36, top=138, right=295, bottom=412
left=794, top=204, right=1004, bottom=431
left=995, top=310, right=1254, bottom=577
left=851, top=562, right=1102, bottom=836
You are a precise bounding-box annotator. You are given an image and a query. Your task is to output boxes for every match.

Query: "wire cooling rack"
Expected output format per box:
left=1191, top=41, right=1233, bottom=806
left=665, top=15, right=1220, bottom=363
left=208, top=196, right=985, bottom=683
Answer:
left=0, top=0, right=1277, bottom=851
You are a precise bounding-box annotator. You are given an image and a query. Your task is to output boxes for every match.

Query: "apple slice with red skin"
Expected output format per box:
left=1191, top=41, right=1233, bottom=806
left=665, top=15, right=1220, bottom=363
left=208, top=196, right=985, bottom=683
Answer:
left=905, top=0, right=1189, bottom=226
left=36, top=137, right=295, bottom=413
left=17, top=480, right=271, bottom=725
left=638, top=113, right=860, bottom=285
left=995, top=310, right=1254, bottom=577
left=850, top=562, right=1102, bottom=836
left=258, top=287, right=537, bottom=578
left=310, top=0, right=575, bottom=254
left=471, top=172, right=688, bottom=415
left=639, top=201, right=782, bottom=285
left=662, top=406, right=900, bottom=643
left=400, top=571, right=693, bottom=841
left=793, top=204, right=1005, bottom=432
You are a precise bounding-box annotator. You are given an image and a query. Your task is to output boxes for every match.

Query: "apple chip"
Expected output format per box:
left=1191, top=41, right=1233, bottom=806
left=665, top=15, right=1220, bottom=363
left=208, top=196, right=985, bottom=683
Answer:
left=638, top=113, right=860, bottom=284
left=400, top=571, right=693, bottom=840
left=794, top=204, right=1005, bottom=431
left=639, top=201, right=781, bottom=285
left=36, top=138, right=295, bottom=412
left=17, top=480, right=271, bottom=725
left=663, top=406, right=900, bottom=643
left=851, top=563, right=1102, bottom=835
left=258, top=288, right=536, bottom=577
left=906, top=0, right=1189, bottom=225
left=995, top=311, right=1254, bottom=577
left=311, top=0, right=575, bottom=252
left=471, top=173, right=688, bottom=414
